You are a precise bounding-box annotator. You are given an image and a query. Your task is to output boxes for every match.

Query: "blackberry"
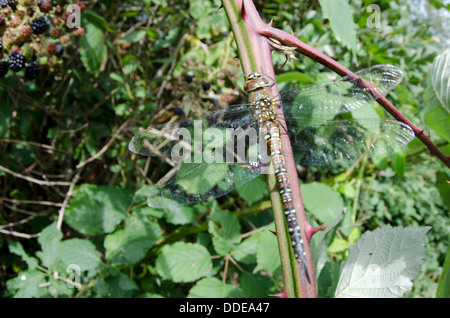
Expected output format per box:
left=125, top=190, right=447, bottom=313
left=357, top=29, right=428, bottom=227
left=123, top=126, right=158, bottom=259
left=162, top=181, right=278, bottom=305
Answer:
left=55, top=44, right=64, bottom=58
left=8, top=52, right=26, bottom=72
left=0, top=0, right=16, bottom=10
left=30, top=17, right=49, bottom=35
left=0, top=61, right=9, bottom=78
left=25, top=61, right=41, bottom=80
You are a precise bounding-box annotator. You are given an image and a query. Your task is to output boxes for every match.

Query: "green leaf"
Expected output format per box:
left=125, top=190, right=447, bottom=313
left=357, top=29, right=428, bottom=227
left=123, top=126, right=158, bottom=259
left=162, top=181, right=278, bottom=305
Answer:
left=236, top=176, right=268, bottom=205
left=239, top=272, right=273, bottom=298
left=424, top=49, right=450, bottom=143
left=188, top=277, right=245, bottom=298
left=0, top=100, right=11, bottom=138
left=300, top=182, right=344, bottom=224
left=390, top=150, right=407, bottom=178
left=436, top=171, right=450, bottom=210
left=155, top=242, right=212, bottom=283
left=319, top=0, right=358, bottom=53
left=254, top=229, right=281, bottom=273
left=335, top=226, right=431, bottom=298
left=95, top=269, right=138, bottom=298
left=79, top=20, right=108, bottom=74
left=6, top=270, right=48, bottom=298
left=314, top=213, right=343, bottom=279
left=327, top=237, right=349, bottom=253
left=65, top=184, right=131, bottom=235
left=83, top=9, right=109, bottom=30
left=57, top=239, right=102, bottom=271
left=36, top=222, right=62, bottom=268
left=176, top=163, right=229, bottom=195
left=121, top=30, right=147, bottom=43
left=105, top=213, right=162, bottom=266
left=436, top=248, right=450, bottom=298
left=8, top=241, right=39, bottom=269
left=208, top=210, right=241, bottom=256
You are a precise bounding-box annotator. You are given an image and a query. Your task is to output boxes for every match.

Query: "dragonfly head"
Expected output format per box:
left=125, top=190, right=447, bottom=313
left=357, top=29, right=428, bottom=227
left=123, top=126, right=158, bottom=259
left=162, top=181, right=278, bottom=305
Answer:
left=244, top=72, right=272, bottom=92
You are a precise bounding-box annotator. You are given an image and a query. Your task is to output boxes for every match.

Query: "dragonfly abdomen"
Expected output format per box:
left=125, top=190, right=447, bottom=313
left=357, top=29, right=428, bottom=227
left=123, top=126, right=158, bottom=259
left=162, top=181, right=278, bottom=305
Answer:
left=263, top=121, right=310, bottom=285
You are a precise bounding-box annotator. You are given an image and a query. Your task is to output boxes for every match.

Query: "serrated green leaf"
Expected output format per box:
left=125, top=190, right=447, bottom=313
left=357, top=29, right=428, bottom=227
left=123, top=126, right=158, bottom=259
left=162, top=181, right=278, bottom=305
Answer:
left=239, top=272, right=273, bottom=298
left=232, top=235, right=258, bottom=264
left=58, top=239, right=102, bottom=271
left=8, top=241, right=39, bottom=269
left=327, top=237, right=349, bottom=253
left=236, top=176, right=267, bottom=205
left=65, top=184, right=131, bottom=235
left=176, top=163, right=229, bottom=195
left=121, top=30, right=147, bottom=44
left=424, top=49, right=450, bottom=143
left=79, top=21, right=108, bottom=74
left=335, top=226, right=431, bottom=298
left=6, top=270, right=48, bottom=298
left=96, top=270, right=138, bottom=298
left=105, top=214, right=162, bottom=266
left=37, top=222, right=62, bottom=268
left=314, top=213, right=343, bottom=279
left=390, top=150, right=407, bottom=178
left=155, top=242, right=212, bottom=283
left=187, top=277, right=245, bottom=298
left=254, top=229, right=281, bottom=273
left=319, top=0, right=357, bottom=53
left=208, top=210, right=241, bottom=256
left=436, top=248, right=450, bottom=298
left=301, top=182, right=344, bottom=224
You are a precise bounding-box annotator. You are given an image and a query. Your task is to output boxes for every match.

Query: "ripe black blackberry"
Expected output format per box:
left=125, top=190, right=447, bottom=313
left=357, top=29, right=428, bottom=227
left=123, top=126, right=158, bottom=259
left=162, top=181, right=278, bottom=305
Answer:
left=0, top=0, right=16, bottom=10
left=25, top=61, right=41, bottom=80
left=30, top=17, right=49, bottom=35
left=0, top=61, right=9, bottom=78
left=8, top=52, right=27, bottom=72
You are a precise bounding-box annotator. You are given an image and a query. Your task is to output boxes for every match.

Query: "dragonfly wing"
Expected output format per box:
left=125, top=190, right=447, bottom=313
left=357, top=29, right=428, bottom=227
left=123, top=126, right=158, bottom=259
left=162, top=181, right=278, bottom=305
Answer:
left=285, top=117, right=415, bottom=166
left=129, top=104, right=257, bottom=160
left=147, top=162, right=262, bottom=208
left=281, top=64, right=404, bottom=116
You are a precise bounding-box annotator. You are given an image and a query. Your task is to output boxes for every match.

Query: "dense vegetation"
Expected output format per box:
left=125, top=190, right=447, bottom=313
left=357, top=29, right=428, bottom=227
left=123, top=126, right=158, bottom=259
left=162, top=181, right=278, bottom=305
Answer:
left=0, top=0, right=448, bottom=298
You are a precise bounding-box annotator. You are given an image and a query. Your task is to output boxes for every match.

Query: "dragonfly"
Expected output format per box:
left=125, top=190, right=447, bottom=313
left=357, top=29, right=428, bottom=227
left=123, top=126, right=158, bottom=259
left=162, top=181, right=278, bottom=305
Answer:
left=129, top=64, right=415, bottom=284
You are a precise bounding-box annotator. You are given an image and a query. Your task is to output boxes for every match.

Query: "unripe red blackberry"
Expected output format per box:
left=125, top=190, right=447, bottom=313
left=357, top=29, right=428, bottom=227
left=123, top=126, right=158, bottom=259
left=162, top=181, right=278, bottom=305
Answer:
left=9, top=16, right=21, bottom=28
left=8, top=52, right=26, bottom=71
left=46, top=42, right=57, bottom=55
left=19, top=26, right=33, bottom=41
left=38, top=0, right=52, bottom=12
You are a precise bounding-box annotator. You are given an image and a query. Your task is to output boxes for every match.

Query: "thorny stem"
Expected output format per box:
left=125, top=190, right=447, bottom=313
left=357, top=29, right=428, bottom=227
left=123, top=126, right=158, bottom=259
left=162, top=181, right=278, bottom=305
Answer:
left=222, top=0, right=316, bottom=298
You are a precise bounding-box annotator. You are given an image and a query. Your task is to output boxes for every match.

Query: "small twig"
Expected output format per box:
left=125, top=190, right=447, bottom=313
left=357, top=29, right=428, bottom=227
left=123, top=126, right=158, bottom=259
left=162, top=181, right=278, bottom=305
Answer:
left=56, top=170, right=82, bottom=230
left=0, top=164, right=72, bottom=186
left=76, top=120, right=129, bottom=169
left=1, top=198, right=64, bottom=207
left=0, top=228, right=40, bottom=239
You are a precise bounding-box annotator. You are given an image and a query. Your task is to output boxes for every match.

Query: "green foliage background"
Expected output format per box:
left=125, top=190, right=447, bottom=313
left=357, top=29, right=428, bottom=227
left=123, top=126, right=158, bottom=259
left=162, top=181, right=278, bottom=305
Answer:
left=0, top=0, right=448, bottom=298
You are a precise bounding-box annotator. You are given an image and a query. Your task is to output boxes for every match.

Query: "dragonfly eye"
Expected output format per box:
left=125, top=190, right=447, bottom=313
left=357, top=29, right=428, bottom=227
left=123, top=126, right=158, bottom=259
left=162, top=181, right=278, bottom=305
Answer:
left=244, top=72, right=271, bottom=92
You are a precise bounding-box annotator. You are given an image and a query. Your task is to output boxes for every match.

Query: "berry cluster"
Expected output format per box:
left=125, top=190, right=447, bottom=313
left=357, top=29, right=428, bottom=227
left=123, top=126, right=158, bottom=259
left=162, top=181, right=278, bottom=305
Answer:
left=0, top=0, right=86, bottom=80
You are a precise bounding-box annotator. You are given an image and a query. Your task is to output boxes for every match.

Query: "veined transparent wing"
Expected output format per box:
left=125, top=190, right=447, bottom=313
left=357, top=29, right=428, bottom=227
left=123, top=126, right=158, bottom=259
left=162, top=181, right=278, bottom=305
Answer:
left=280, top=64, right=404, bottom=117
left=284, top=117, right=415, bottom=166
left=146, top=162, right=261, bottom=208
left=277, top=64, right=414, bottom=165
left=129, top=104, right=265, bottom=207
